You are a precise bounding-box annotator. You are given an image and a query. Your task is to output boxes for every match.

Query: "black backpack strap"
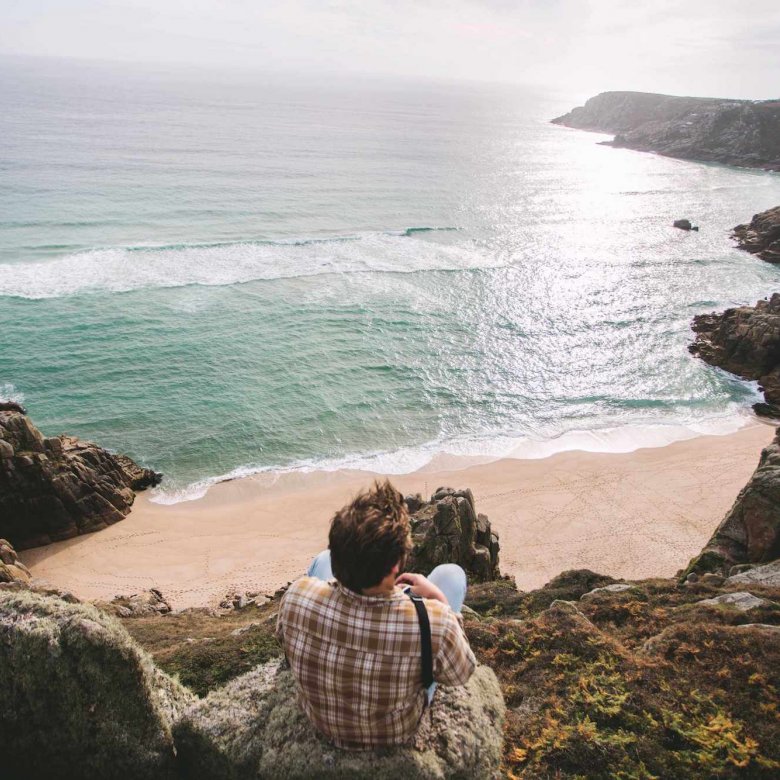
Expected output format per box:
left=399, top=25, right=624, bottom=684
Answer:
left=405, top=589, right=434, bottom=689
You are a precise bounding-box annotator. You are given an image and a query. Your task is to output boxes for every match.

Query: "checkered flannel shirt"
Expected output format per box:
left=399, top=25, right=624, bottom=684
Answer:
left=275, top=575, right=476, bottom=749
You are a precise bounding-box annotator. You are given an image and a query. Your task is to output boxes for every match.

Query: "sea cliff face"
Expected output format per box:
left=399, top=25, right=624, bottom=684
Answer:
left=552, top=91, right=780, bottom=170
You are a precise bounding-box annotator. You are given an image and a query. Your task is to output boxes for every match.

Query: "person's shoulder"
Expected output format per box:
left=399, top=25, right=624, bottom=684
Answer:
left=283, top=575, right=334, bottom=601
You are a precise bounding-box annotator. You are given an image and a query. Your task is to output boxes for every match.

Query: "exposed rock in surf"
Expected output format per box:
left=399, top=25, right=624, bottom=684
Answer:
left=405, top=487, right=500, bottom=581
left=0, top=410, right=162, bottom=550
left=689, top=293, right=780, bottom=408
left=0, top=400, right=26, bottom=414
left=732, top=204, right=780, bottom=263
left=673, top=218, right=698, bottom=231
left=683, top=428, right=780, bottom=577
left=552, top=90, right=780, bottom=171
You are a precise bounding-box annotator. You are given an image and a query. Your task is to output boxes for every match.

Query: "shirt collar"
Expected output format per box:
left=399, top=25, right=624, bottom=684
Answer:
left=334, top=580, right=406, bottom=603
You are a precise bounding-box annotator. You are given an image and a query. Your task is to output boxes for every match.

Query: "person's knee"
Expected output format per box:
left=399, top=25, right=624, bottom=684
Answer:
left=307, top=549, right=332, bottom=578
left=430, top=563, right=467, bottom=586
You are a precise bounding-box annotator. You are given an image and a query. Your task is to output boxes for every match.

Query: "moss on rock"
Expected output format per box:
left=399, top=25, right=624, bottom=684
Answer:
left=0, top=589, right=195, bottom=780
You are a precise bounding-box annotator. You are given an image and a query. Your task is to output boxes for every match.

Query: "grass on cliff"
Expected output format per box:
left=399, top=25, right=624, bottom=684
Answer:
left=123, top=600, right=282, bottom=697
left=465, top=573, right=780, bottom=780
left=121, top=570, right=780, bottom=778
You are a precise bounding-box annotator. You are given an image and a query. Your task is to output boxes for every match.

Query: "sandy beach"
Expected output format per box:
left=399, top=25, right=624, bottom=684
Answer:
left=20, top=422, right=775, bottom=609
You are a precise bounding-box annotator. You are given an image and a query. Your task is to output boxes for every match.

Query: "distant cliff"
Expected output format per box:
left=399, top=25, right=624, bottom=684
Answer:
left=552, top=91, right=780, bottom=170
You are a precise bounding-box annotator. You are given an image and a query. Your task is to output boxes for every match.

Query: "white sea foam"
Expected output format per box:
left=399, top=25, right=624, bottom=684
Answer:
left=0, top=383, right=24, bottom=405
left=149, top=408, right=755, bottom=504
left=0, top=231, right=498, bottom=300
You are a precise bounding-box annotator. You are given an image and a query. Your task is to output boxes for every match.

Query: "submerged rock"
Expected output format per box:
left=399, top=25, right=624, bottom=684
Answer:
left=689, top=293, right=780, bottom=407
left=0, top=589, right=194, bottom=780
left=0, top=410, right=162, bottom=550
left=732, top=205, right=780, bottom=263
left=174, top=660, right=505, bottom=780
left=683, top=429, right=780, bottom=577
left=405, top=488, right=500, bottom=581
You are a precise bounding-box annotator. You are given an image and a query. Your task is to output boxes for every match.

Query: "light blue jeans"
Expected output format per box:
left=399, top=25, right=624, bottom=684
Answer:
left=306, top=550, right=468, bottom=703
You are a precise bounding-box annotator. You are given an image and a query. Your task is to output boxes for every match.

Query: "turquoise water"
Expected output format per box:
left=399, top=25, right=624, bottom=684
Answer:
left=2, top=57, right=780, bottom=501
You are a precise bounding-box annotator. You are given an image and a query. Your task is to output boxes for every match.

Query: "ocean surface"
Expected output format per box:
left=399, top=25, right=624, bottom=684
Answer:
left=2, top=57, right=780, bottom=502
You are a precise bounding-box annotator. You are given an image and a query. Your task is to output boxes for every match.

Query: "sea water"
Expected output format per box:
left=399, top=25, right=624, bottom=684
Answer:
left=2, top=56, right=780, bottom=502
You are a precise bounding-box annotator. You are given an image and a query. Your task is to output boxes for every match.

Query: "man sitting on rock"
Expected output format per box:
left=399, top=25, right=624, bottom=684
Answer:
left=276, top=479, right=476, bottom=750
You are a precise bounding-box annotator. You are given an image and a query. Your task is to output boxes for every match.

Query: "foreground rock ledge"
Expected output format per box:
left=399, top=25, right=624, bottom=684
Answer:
left=0, top=587, right=505, bottom=780
left=174, top=661, right=505, bottom=780
left=0, top=589, right=194, bottom=780
left=0, top=410, right=161, bottom=549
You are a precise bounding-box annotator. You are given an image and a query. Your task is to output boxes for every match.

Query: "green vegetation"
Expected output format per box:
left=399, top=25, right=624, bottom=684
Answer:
left=465, top=575, right=780, bottom=779
left=123, top=600, right=282, bottom=697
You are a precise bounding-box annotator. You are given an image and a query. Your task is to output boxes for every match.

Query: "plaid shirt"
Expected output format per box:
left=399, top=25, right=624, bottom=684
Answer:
left=275, top=576, right=476, bottom=749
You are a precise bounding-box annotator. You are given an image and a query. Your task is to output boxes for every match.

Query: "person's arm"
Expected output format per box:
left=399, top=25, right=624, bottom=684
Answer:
left=434, top=610, right=477, bottom=686
left=395, top=572, right=448, bottom=606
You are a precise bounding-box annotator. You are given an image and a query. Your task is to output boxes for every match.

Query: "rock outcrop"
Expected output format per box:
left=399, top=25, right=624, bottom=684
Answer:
left=0, top=538, right=31, bottom=585
left=552, top=91, right=780, bottom=171
left=689, top=294, right=780, bottom=412
left=174, top=661, right=505, bottom=779
left=683, top=429, right=780, bottom=577
left=0, top=587, right=505, bottom=780
left=0, top=410, right=162, bottom=549
left=0, top=589, right=195, bottom=780
left=405, top=487, right=500, bottom=581
left=732, top=205, right=780, bottom=262
left=726, top=559, right=780, bottom=587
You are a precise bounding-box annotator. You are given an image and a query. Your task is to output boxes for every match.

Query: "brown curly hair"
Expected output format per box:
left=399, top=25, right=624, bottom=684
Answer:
left=328, top=479, right=411, bottom=593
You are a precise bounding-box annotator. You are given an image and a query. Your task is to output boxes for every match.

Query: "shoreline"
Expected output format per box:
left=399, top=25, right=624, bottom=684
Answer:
left=20, top=421, right=776, bottom=609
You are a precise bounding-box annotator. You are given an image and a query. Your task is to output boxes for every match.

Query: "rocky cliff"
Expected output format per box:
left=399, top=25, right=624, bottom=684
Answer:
left=689, top=294, right=780, bottom=414
left=732, top=205, right=780, bottom=263
left=0, top=410, right=161, bottom=550
left=684, top=429, right=780, bottom=578
left=552, top=91, right=780, bottom=170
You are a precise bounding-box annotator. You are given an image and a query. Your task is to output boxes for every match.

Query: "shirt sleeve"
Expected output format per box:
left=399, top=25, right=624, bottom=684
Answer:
left=433, top=609, right=477, bottom=687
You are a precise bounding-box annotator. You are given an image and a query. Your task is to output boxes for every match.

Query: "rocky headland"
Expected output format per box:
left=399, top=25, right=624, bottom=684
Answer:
left=552, top=91, right=780, bottom=170
left=0, top=408, right=161, bottom=550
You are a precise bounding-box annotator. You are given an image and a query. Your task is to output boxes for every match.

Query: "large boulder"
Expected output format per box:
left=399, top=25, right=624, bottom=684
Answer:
left=0, top=537, right=32, bottom=584
left=683, top=429, right=780, bottom=577
left=0, top=589, right=194, bottom=780
left=0, top=410, right=162, bottom=549
left=689, top=294, right=780, bottom=408
left=405, top=488, right=500, bottom=581
left=732, top=205, right=780, bottom=263
left=174, top=660, right=505, bottom=779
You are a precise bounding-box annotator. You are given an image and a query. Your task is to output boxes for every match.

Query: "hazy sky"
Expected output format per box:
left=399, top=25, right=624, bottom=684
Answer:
left=2, top=1, right=778, bottom=99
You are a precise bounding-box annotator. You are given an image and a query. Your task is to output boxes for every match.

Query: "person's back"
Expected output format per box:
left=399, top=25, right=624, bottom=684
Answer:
left=276, top=480, right=476, bottom=749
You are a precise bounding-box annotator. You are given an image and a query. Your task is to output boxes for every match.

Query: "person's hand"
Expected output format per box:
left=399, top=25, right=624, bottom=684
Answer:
left=396, top=572, right=448, bottom=604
